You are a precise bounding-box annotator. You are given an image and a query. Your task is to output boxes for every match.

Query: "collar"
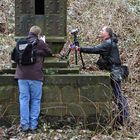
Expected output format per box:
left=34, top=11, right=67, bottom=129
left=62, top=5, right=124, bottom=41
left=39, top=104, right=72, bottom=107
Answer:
left=28, top=32, right=38, bottom=37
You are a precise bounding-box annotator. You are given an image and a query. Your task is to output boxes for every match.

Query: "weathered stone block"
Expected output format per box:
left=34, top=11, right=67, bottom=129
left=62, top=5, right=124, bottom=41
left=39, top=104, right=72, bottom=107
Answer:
left=44, top=68, right=79, bottom=75
left=1, top=103, right=20, bottom=125
left=42, top=86, right=61, bottom=102
left=66, top=103, right=96, bottom=117
left=44, top=60, right=69, bottom=68
left=15, top=0, right=67, bottom=39
left=80, top=85, right=112, bottom=102
left=15, top=14, right=35, bottom=36
left=12, top=58, right=69, bottom=68
left=61, top=86, right=79, bottom=103
left=45, top=0, right=67, bottom=15
left=2, top=103, right=19, bottom=116
left=77, top=74, right=110, bottom=86
left=98, top=102, right=113, bottom=116
left=0, top=69, right=15, bottom=74
left=45, top=15, right=66, bottom=36
left=44, top=74, right=111, bottom=87
left=0, top=86, right=17, bottom=102
left=0, top=72, right=112, bottom=121
left=35, top=15, right=45, bottom=31
left=66, top=103, right=82, bottom=116
left=41, top=102, right=67, bottom=116
left=45, top=75, right=78, bottom=86
left=46, top=108, right=67, bottom=116
left=79, top=103, right=97, bottom=116
left=0, top=75, right=17, bottom=86
left=15, top=87, right=19, bottom=102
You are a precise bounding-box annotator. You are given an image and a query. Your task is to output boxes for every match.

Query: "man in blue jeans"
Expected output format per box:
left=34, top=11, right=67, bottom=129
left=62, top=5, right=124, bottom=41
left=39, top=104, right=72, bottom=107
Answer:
left=15, top=26, right=52, bottom=133
left=76, top=26, right=129, bottom=126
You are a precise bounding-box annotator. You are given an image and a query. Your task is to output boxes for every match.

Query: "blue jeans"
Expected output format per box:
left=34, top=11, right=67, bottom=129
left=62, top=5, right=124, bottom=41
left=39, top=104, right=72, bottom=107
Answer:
left=111, top=79, right=129, bottom=122
left=18, top=80, right=42, bottom=130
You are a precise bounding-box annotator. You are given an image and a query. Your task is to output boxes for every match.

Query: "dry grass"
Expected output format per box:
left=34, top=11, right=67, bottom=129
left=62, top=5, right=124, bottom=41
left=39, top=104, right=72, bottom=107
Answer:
left=66, top=0, right=140, bottom=138
left=0, top=0, right=140, bottom=139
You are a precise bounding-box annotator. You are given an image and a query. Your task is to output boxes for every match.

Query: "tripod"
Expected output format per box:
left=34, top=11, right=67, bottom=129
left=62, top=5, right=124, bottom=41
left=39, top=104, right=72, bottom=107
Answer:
left=63, top=29, right=85, bottom=68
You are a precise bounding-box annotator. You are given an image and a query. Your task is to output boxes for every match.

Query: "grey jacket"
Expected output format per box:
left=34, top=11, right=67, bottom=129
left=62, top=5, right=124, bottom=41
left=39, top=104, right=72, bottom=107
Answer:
left=80, top=37, right=121, bottom=70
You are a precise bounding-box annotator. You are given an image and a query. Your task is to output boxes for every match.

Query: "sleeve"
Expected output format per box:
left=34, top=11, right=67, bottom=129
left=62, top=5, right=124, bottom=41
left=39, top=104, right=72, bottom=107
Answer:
left=80, top=42, right=111, bottom=55
left=36, top=40, right=52, bottom=57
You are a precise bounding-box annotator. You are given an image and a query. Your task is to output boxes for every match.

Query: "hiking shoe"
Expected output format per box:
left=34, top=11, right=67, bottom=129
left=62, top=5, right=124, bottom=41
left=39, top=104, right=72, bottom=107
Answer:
left=29, top=128, right=38, bottom=134
left=18, top=127, right=29, bottom=134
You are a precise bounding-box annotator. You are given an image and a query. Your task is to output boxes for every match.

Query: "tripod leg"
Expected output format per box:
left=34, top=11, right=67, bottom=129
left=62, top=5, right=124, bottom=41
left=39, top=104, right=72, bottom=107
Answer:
left=75, top=49, right=78, bottom=65
left=63, top=48, right=71, bottom=59
left=80, top=52, right=85, bottom=68
left=66, top=48, right=71, bottom=57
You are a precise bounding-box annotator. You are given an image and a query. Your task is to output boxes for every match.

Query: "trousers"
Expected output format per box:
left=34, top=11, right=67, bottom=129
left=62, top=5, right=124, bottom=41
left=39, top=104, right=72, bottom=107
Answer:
left=18, top=80, right=42, bottom=130
left=111, top=78, right=129, bottom=122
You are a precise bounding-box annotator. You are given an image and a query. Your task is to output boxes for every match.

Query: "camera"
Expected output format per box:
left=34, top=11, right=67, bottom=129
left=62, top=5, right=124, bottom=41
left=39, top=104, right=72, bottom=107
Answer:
left=71, top=28, right=79, bottom=35
left=32, top=39, right=38, bottom=46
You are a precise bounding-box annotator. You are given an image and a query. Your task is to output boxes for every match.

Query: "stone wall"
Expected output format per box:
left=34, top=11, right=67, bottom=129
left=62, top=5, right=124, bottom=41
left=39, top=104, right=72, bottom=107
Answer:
left=0, top=73, right=113, bottom=125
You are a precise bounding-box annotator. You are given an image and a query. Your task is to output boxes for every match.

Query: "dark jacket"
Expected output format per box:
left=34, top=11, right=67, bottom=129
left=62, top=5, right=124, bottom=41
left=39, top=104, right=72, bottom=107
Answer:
left=15, top=32, right=52, bottom=81
left=80, top=37, right=121, bottom=71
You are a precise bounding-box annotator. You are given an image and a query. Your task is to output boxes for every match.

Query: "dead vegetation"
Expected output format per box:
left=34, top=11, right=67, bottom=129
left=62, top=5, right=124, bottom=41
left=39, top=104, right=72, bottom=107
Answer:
left=0, top=0, right=140, bottom=139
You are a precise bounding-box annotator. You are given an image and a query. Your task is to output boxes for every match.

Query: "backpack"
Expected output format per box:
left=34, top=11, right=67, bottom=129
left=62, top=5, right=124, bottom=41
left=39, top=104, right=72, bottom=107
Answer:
left=11, top=38, right=38, bottom=65
left=96, top=56, right=111, bottom=71
left=110, top=65, right=129, bottom=82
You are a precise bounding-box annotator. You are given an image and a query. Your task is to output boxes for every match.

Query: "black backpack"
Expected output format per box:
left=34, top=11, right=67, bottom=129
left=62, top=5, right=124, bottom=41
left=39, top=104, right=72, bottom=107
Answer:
left=11, top=38, right=38, bottom=65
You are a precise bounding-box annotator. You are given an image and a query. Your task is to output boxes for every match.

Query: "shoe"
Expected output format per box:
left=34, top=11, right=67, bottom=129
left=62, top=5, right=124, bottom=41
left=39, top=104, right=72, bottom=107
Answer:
left=112, top=115, right=130, bottom=130
left=29, top=128, right=38, bottom=134
left=18, top=127, right=29, bottom=134
left=123, top=118, right=130, bottom=126
left=115, top=116, right=130, bottom=126
left=113, top=124, right=122, bottom=130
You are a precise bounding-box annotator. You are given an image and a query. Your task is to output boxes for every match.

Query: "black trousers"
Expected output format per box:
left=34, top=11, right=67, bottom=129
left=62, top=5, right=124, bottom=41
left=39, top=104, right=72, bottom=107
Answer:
left=111, top=78, right=129, bottom=121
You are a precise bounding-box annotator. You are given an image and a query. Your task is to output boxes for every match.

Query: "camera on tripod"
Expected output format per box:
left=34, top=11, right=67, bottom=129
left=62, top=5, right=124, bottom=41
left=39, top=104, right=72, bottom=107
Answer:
left=71, top=28, right=79, bottom=36
left=60, top=28, right=85, bottom=68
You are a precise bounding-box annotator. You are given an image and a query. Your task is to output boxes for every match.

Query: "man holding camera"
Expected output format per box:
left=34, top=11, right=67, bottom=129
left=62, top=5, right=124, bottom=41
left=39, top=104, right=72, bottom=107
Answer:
left=15, top=25, right=52, bottom=133
left=76, top=26, right=129, bottom=126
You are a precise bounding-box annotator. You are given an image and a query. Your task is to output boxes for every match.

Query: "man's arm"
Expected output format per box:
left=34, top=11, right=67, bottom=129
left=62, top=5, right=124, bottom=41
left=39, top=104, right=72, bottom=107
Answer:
left=36, top=40, right=52, bottom=57
left=79, top=42, right=111, bottom=54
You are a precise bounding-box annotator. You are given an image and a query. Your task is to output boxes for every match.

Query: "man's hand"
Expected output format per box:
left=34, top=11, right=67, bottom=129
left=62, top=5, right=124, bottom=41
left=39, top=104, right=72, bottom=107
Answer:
left=69, top=44, right=76, bottom=50
left=75, top=46, right=80, bottom=51
left=69, top=44, right=80, bottom=51
left=52, top=54, right=61, bottom=58
left=40, top=35, right=46, bottom=43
